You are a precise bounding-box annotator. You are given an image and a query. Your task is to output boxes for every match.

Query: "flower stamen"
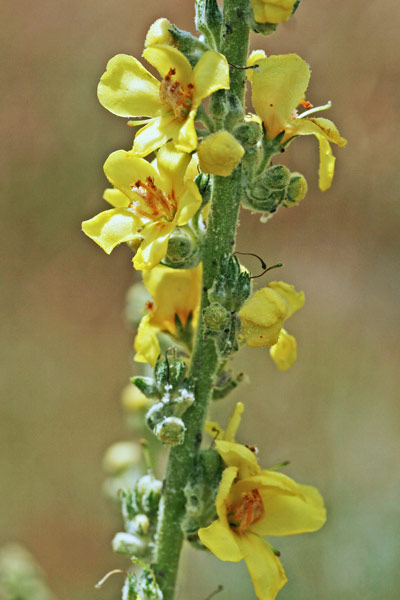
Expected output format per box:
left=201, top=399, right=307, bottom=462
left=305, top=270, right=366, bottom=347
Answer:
left=159, top=68, right=194, bottom=121
left=227, top=489, right=264, bottom=532
left=130, top=177, right=177, bottom=220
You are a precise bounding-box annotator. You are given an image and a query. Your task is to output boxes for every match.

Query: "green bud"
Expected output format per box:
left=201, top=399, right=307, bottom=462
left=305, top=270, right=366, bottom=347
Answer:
left=112, top=532, right=146, bottom=556
left=131, top=376, right=160, bottom=400
left=208, top=255, right=251, bottom=312
left=243, top=165, right=291, bottom=213
left=234, top=121, right=262, bottom=148
left=132, top=514, right=150, bottom=536
left=195, top=0, right=223, bottom=49
left=154, top=416, right=186, bottom=446
left=154, top=354, right=187, bottom=392
left=262, top=165, right=291, bottom=190
left=168, top=25, right=208, bottom=67
left=163, top=226, right=201, bottom=269
left=122, top=571, right=163, bottom=600
left=283, top=172, right=308, bottom=207
left=136, top=473, right=163, bottom=515
left=203, top=302, right=230, bottom=331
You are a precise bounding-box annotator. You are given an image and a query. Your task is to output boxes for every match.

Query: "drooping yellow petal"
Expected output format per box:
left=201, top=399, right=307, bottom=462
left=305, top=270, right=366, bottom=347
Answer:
left=252, top=55, right=310, bottom=139
left=175, top=109, right=198, bottom=153
left=103, top=150, right=158, bottom=203
left=133, top=221, right=173, bottom=271
left=103, top=188, right=130, bottom=208
left=143, top=44, right=192, bottom=85
left=176, top=181, right=202, bottom=225
left=197, top=131, right=244, bottom=177
left=142, top=264, right=202, bottom=332
left=270, top=329, right=297, bottom=370
left=251, top=0, right=298, bottom=24
left=239, top=287, right=288, bottom=347
left=134, top=314, right=161, bottom=367
left=215, top=440, right=260, bottom=479
left=198, top=519, right=243, bottom=562
left=224, top=401, right=245, bottom=442
left=82, top=209, right=140, bottom=254
left=98, top=54, right=161, bottom=118
left=192, top=50, right=229, bottom=103
left=237, top=533, right=287, bottom=600
left=133, top=115, right=180, bottom=158
left=267, top=281, right=304, bottom=318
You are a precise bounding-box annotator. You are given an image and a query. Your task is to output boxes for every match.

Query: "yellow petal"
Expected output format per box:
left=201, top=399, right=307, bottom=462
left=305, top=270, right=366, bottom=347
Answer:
left=247, top=50, right=267, bottom=83
left=267, top=281, right=304, bottom=318
left=134, top=314, right=161, bottom=367
left=251, top=54, right=310, bottom=139
left=198, top=519, right=243, bottom=562
left=155, top=143, right=191, bottom=194
left=243, top=472, right=326, bottom=537
left=133, top=115, right=180, bottom=158
left=103, top=150, right=158, bottom=203
left=215, top=441, right=260, bottom=479
left=269, top=329, right=297, bottom=371
left=192, top=50, right=229, bottom=103
left=143, top=44, right=192, bottom=85
left=144, top=18, right=173, bottom=48
left=317, top=134, right=335, bottom=191
left=176, top=181, right=202, bottom=225
left=238, top=287, right=288, bottom=347
left=98, top=54, right=161, bottom=118
left=237, top=533, right=287, bottom=600
left=103, top=188, right=130, bottom=208
left=142, top=264, right=202, bottom=332
left=214, top=466, right=238, bottom=522
left=175, top=109, right=198, bottom=153
left=197, top=131, right=244, bottom=177
left=132, top=221, right=173, bottom=270
left=224, top=402, right=245, bottom=442
left=82, top=209, right=140, bottom=254
left=251, top=0, right=297, bottom=24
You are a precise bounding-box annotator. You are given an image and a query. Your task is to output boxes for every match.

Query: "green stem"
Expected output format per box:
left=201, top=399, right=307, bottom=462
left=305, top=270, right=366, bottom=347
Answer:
left=153, top=3, right=250, bottom=598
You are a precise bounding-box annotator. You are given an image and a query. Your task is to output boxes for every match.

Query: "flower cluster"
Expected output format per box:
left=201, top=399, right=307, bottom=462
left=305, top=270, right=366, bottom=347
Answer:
left=83, top=2, right=345, bottom=599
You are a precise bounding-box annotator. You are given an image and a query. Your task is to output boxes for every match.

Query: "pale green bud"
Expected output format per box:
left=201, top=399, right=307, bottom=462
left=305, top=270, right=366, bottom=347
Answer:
left=203, top=302, right=230, bottom=331
left=154, top=417, right=186, bottom=446
left=234, top=121, right=262, bottom=147
left=283, top=172, right=308, bottom=206
left=112, top=532, right=146, bottom=556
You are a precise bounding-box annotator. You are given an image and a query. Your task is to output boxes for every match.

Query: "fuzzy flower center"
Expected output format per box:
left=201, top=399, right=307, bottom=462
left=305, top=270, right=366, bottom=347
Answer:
left=159, top=68, right=194, bottom=121
left=227, top=488, right=265, bottom=533
left=130, top=177, right=177, bottom=220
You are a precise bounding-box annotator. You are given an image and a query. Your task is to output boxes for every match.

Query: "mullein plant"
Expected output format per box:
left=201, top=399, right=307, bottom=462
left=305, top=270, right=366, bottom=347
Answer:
left=82, top=1, right=346, bottom=598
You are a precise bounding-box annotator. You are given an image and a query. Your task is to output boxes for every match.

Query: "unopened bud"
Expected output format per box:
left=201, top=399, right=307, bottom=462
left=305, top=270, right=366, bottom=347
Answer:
left=203, top=302, right=230, bottom=331
left=154, top=417, right=186, bottom=446
left=262, top=165, right=291, bottom=189
left=103, top=441, right=141, bottom=474
left=283, top=172, right=308, bottom=207
left=112, top=532, right=146, bottom=556
left=234, top=121, right=262, bottom=148
left=198, top=131, right=244, bottom=177
left=133, top=514, right=150, bottom=536
left=164, top=226, right=200, bottom=269
left=137, top=473, right=163, bottom=514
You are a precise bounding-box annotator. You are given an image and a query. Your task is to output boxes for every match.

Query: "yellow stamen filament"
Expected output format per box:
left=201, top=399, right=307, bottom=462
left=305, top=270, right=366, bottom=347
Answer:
left=159, top=68, right=194, bottom=121
left=227, top=489, right=264, bottom=532
left=130, top=177, right=177, bottom=220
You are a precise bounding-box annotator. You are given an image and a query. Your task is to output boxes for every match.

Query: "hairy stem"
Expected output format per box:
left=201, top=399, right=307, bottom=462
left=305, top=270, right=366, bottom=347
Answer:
left=153, top=2, right=250, bottom=598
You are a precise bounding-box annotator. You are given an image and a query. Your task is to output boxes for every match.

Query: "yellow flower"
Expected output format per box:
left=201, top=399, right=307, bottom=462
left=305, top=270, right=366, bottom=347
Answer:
left=134, top=263, right=202, bottom=366
left=251, top=54, right=347, bottom=190
left=251, top=0, right=298, bottom=24
left=82, top=143, right=201, bottom=271
left=197, top=131, right=245, bottom=176
left=97, top=45, right=229, bottom=157
left=199, top=403, right=326, bottom=600
left=239, top=281, right=304, bottom=369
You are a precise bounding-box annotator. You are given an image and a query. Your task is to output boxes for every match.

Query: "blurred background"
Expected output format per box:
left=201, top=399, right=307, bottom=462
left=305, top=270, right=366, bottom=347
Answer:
left=1, top=0, right=399, bottom=598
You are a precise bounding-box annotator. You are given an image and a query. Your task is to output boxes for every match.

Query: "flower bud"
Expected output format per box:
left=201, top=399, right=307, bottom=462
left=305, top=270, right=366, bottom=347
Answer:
left=203, top=302, right=230, bottom=331
left=198, top=131, right=244, bottom=177
left=103, top=441, right=142, bottom=474
left=261, top=165, right=291, bottom=189
left=112, top=532, right=146, bottom=556
left=144, top=18, right=174, bottom=47
left=163, top=226, right=200, bottom=269
left=154, top=416, right=186, bottom=446
left=283, top=172, right=308, bottom=207
left=136, top=473, right=163, bottom=514
left=132, top=514, right=150, bottom=536
left=243, top=165, right=291, bottom=213
left=270, top=329, right=297, bottom=370
left=238, top=287, right=288, bottom=347
left=154, top=354, right=186, bottom=392
left=234, top=121, right=262, bottom=148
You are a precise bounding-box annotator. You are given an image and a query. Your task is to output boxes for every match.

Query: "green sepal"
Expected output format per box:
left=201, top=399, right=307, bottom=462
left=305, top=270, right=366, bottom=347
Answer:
left=131, top=377, right=160, bottom=400
left=208, top=254, right=251, bottom=312
left=168, top=25, right=208, bottom=67
left=195, top=0, right=223, bottom=50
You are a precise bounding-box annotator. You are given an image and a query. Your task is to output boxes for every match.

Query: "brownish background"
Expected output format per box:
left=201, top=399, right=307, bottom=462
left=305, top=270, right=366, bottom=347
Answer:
left=1, top=1, right=399, bottom=599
